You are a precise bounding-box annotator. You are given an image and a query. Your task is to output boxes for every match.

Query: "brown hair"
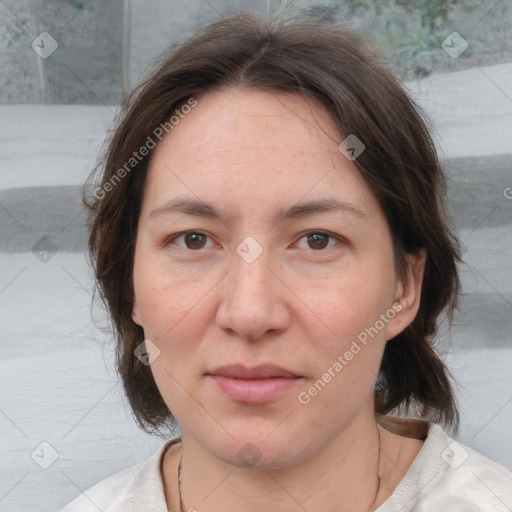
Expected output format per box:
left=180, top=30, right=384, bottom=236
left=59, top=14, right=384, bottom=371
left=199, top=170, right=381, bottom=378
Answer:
left=85, top=12, right=461, bottom=435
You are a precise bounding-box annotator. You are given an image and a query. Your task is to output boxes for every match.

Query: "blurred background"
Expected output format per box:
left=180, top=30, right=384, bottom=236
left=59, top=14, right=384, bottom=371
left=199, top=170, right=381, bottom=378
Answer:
left=0, top=1, right=511, bottom=511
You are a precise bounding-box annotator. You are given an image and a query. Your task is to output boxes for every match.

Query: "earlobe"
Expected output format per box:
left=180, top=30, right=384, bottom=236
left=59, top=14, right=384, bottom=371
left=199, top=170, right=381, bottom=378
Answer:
left=386, top=249, right=427, bottom=340
left=132, top=298, right=143, bottom=327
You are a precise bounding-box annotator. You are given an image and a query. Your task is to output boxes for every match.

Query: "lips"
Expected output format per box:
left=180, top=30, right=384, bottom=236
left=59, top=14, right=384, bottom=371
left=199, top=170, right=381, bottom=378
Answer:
left=206, top=364, right=303, bottom=404
left=208, top=364, right=299, bottom=379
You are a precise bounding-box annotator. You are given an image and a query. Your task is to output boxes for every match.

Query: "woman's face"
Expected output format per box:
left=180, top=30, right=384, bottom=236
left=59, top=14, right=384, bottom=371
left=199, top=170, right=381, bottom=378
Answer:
left=132, top=88, right=421, bottom=467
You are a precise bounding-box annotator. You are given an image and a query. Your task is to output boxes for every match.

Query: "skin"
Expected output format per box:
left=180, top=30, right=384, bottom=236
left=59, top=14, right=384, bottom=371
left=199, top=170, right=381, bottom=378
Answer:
left=131, top=87, right=426, bottom=512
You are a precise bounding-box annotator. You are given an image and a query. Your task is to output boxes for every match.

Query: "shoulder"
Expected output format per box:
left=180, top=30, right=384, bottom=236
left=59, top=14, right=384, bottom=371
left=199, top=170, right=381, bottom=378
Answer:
left=61, top=461, right=139, bottom=512
left=60, top=439, right=179, bottom=512
left=380, top=422, right=512, bottom=512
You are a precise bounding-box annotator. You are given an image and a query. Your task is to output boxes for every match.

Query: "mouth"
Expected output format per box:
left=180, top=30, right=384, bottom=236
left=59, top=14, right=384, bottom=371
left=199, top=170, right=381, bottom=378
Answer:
left=206, top=364, right=303, bottom=404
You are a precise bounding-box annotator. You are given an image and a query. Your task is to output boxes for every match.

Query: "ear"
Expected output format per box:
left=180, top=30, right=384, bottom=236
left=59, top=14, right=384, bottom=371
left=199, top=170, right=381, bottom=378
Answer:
left=386, top=249, right=426, bottom=341
left=132, top=296, right=143, bottom=327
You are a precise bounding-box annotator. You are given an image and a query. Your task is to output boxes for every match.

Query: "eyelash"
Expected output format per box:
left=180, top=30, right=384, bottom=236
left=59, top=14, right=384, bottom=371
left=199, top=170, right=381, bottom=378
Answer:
left=163, top=230, right=344, bottom=253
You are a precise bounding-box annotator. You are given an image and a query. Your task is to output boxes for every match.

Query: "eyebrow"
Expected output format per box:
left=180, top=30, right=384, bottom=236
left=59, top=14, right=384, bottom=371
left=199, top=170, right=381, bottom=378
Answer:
left=149, top=196, right=365, bottom=223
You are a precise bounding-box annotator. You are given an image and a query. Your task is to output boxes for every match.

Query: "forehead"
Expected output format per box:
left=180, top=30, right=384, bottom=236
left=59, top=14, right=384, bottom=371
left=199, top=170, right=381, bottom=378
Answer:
left=143, top=87, right=378, bottom=219
left=153, top=87, right=345, bottom=163
left=181, top=87, right=338, bottom=145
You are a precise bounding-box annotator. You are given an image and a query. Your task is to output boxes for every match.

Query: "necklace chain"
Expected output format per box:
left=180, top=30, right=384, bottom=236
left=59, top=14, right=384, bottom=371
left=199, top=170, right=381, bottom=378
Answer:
left=177, top=447, right=185, bottom=512
left=177, top=427, right=382, bottom=512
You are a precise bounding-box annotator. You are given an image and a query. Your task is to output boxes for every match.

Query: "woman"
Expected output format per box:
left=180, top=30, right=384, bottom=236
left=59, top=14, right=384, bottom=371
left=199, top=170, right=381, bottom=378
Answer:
left=62, top=12, right=512, bottom=512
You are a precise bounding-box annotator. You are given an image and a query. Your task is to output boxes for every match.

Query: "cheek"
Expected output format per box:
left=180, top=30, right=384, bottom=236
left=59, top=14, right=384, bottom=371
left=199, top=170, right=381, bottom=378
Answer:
left=306, top=267, right=395, bottom=348
left=132, top=259, right=215, bottom=415
left=133, top=249, right=210, bottom=337
left=295, top=257, right=395, bottom=399
left=297, top=289, right=389, bottom=426
left=149, top=356, right=198, bottom=424
left=296, top=338, right=384, bottom=436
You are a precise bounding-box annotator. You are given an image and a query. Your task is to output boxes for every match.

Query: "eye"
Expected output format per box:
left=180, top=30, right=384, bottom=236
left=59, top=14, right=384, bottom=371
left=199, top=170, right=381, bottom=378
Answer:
left=163, top=230, right=344, bottom=253
left=164, top=231, right=214, bottom=250
left=295, top=231, right=343, bottom=251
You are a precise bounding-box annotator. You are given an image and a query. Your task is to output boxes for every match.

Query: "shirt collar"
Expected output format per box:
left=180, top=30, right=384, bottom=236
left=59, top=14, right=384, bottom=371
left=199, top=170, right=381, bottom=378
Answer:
left=132, top=436, right=182, bottom=511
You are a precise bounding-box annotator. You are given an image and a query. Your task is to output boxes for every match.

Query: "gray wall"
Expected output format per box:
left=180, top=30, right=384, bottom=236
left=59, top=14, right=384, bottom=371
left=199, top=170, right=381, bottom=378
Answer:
left=1, top=2, right=511, bottom=511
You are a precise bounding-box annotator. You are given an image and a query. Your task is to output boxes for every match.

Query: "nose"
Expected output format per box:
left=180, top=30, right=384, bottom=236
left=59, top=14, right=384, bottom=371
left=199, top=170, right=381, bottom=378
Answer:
left=215, top=242, right=291, bottom=341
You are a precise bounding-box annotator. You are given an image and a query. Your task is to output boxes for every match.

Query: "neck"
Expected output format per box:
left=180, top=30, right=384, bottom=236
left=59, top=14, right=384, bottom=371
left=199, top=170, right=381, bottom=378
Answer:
left=175, top=415, right=385, bottom=512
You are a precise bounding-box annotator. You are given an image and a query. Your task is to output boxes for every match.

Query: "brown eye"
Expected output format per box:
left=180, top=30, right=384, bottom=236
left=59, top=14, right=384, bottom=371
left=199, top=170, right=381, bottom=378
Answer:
left=306, top=232, right=330, bottom=250
left=165, top=231, right=211, bottom=250
left=294, top=230, right=344, bottom=253
left=183, top=232, right=207, bottom=249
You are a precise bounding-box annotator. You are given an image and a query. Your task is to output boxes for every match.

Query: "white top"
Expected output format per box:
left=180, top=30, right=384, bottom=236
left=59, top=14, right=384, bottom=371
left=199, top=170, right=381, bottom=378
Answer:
left=61, top=423, right=512, bottom=511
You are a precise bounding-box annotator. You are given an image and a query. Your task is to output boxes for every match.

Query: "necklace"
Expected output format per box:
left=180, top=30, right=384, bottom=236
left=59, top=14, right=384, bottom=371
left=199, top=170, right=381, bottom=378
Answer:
left=177, top=426, right=382, bottom=512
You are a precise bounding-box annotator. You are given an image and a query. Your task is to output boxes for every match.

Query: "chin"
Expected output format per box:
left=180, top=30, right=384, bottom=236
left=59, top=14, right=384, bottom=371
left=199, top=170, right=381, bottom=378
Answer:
left=202, top=424, right=315, bottom=470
